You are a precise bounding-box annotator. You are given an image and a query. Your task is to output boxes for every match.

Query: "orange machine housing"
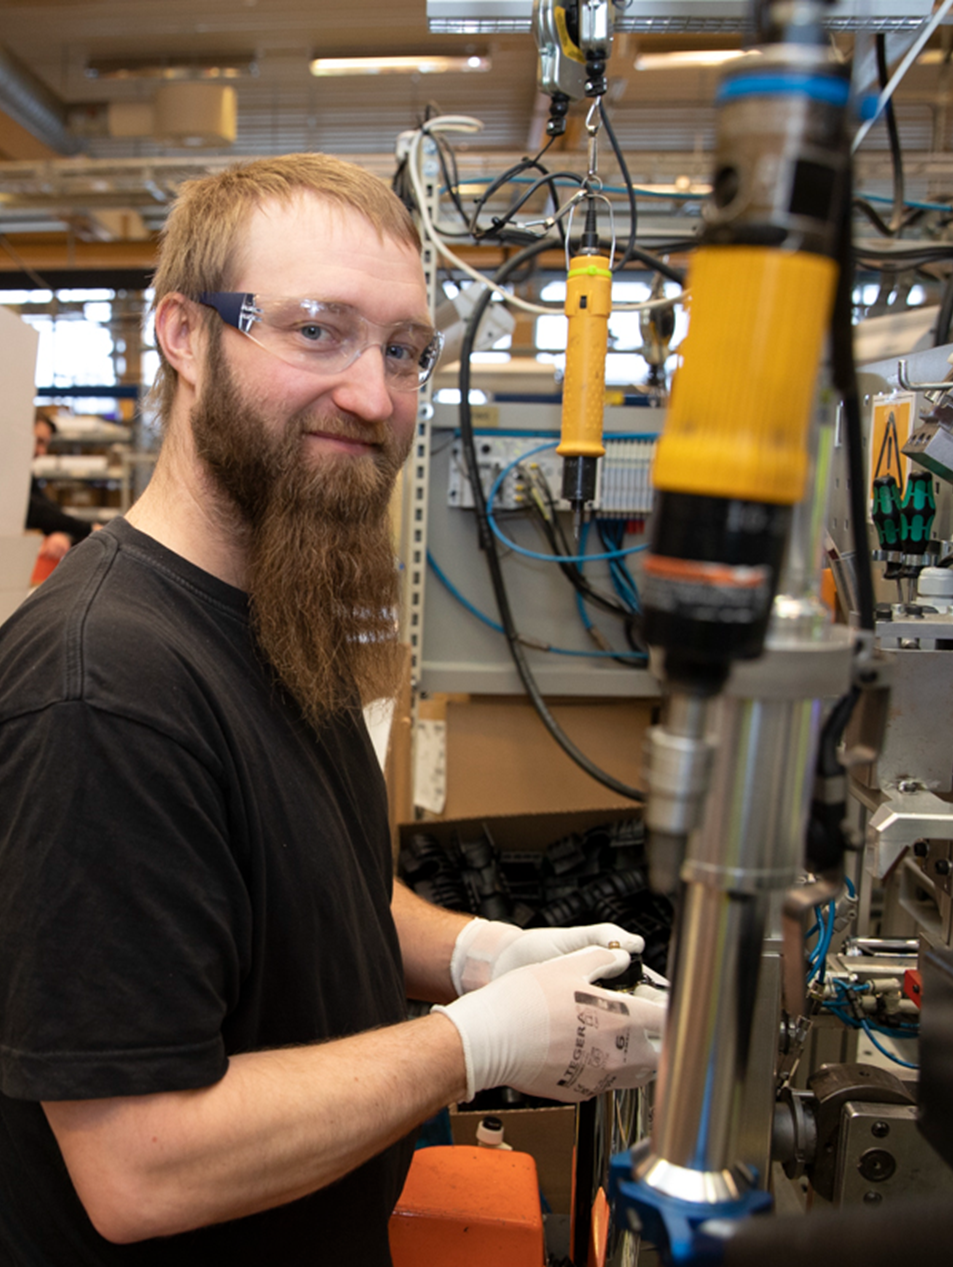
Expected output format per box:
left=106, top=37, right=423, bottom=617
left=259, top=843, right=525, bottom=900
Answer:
left=389, top=1145, right=545, bottom=1266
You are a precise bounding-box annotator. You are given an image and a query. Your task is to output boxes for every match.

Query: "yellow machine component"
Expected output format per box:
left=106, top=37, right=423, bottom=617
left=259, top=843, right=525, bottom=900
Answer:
left=653, top=245, right=838, bottom=505
left=554, top=3, right=586, bottom=63
left=557, top=251, right=612, bottom=461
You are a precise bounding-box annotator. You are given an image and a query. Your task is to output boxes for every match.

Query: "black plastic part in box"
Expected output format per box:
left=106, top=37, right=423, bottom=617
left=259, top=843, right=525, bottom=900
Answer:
left=398, top=808, right=673, bottom=976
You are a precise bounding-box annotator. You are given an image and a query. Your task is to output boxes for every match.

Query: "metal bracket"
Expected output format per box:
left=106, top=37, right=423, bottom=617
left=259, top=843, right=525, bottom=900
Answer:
left=867, top=786, right=953, bottom=879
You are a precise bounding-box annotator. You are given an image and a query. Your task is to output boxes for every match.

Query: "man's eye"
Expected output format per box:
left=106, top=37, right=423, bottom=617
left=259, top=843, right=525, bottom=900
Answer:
left=384, top=342, right=417, bottom=364
left=297, top=323, right=333, bottom=344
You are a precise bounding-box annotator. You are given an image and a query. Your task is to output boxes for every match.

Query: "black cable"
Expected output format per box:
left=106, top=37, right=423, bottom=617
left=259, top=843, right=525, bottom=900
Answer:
left=594, top=106, right=688, bottom=285
left=522, top=476, right=641, bottom=626
left=524, top=471, right=620, bottom=598
left=829, top=162, right=876, bottom=633
left=457, top=241, right=646, bottom=802
left=641, top=235, right=701, bottom=255
left=520, top=137, right=570, bottom=249
left=599, top=100, right=637, bottom=268
left=853, top=244, right=953, bottom=334
left=618, top=246, right=685, bottom=286
left=622, top=615, right=648, bottom=656
left=876, top=33, right=906, bottom=236
left=391, top=157, right=414, bottom=214
left=432, top=132, right=471, bottom=231
left=470, top=165, right=581, bottom=246
left=524, top=476, right=649, bottom=667
left=934, top=270, right=953, bottom=346
left=816, top=684, right=862, bottom=779
left=855, top=244, right=953, bottom=267
left=852, top=197, right=898, bottom=238
left=530, top=470, right=644, bottom=630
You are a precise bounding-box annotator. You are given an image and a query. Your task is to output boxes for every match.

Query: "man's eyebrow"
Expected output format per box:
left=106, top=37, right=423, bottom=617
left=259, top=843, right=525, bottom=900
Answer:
left=393, top=315, right=437, bottom=329
left=277, top=296, right=434, bottom=328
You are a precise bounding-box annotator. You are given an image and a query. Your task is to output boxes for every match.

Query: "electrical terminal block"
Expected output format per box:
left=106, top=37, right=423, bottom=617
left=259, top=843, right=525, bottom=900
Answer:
left=447, top=434, right=657, bottom=515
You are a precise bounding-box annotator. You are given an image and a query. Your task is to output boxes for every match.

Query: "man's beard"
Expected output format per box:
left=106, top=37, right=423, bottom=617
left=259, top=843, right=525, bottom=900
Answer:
left=190, top=336, right=411, bottom=731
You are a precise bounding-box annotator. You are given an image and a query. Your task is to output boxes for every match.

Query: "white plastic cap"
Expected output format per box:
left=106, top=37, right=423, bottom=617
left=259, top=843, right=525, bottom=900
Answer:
left=918, top=567, right=953, bottom=600
left=476, top=1116, right=510, bottom=1148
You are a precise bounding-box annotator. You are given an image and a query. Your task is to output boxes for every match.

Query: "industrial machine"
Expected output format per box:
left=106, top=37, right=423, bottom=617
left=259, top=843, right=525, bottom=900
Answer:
left=409, top=1, right=953, bottom=1261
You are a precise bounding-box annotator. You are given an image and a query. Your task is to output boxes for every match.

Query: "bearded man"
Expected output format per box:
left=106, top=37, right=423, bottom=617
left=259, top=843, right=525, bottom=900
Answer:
left=0, top=154, right=666, bottom=1266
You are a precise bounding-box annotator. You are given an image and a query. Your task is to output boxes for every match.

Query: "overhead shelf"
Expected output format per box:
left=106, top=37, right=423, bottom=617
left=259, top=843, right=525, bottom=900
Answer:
left=427, top=0, right=933, bottom=31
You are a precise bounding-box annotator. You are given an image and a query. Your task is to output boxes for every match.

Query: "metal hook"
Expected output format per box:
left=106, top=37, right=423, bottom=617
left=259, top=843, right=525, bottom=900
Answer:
left=585, top=98, right=602, bottom=183
left=564, top=193, right=616, bottom=272
left=521, top=185, right=587, bottom=233
left=897, top=359, right=953, bottom=394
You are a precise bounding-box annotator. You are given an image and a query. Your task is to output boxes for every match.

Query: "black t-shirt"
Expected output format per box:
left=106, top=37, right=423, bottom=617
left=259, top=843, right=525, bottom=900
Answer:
left=0, top=519, right=412, bottom=1265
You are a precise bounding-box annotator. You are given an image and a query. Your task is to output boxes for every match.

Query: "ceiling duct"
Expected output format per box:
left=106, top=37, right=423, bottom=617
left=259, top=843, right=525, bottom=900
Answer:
left=106, top=84, right=238, bottom=148
left=0, top=42, right=80, bottom=156
left=153, top=83, right=237, bottom=147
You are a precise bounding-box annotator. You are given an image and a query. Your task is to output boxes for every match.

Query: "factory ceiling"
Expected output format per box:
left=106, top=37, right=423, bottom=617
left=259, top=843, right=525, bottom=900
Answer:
left=0, top=0, right=949, bottom=278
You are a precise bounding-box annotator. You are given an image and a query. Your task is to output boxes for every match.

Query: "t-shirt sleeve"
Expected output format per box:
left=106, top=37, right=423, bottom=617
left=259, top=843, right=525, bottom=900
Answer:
left=0, top=700, right=250, bottom=1101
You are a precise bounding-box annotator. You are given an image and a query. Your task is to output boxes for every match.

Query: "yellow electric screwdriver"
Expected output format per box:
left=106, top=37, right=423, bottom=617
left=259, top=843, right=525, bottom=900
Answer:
left=558, top=197, right=611, bottom=537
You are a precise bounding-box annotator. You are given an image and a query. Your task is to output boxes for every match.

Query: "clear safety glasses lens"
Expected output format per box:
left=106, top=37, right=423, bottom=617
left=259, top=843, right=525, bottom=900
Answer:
left=197, top=292, right=443, bottom=390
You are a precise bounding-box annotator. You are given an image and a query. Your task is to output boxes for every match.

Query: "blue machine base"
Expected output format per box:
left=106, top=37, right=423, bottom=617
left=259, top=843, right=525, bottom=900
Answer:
left=608, top=1150, right=774, bottom=1265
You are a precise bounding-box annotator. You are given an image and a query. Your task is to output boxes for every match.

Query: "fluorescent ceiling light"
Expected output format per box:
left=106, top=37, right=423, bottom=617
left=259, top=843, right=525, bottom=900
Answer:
left=635, top=48, right=758, bottom=70
left=309, top=54, right=490, bottom=76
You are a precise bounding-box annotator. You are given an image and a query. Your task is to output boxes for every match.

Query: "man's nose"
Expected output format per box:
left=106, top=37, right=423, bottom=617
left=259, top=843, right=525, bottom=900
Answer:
left=330, top=343, right=394, bottom=420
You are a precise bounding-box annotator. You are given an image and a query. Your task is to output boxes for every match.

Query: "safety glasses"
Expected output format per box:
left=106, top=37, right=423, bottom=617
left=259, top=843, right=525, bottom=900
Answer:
left=197, top=292, right=444, bottom=390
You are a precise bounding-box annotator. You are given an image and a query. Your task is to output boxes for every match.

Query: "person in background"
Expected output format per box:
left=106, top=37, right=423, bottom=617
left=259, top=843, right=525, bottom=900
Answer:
left=0, top=154, right=667, bottom=1266
left=27, top=411, right=98, bottom=562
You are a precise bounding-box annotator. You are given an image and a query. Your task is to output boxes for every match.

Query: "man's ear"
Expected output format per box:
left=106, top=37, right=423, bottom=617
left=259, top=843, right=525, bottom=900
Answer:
left=154, top=293, right=206, bottom=390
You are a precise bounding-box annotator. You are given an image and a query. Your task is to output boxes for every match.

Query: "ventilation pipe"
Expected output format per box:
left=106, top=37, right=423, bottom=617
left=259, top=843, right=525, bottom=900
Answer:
left=0, top=43, right=80, bottom=156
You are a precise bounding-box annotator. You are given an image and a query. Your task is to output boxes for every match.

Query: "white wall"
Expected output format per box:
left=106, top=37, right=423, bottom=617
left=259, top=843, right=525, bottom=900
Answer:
left=0, top=304, right=41, bottom=623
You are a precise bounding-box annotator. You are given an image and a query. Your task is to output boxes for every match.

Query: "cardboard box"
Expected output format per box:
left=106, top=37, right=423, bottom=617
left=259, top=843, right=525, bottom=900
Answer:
left=449, top=1105, right=577, bottom=1215
left=385, top=686, right=656, bottom=834
left=441, top=696, right=654, bottom=820
left=398, top=805, right=641, bottom=857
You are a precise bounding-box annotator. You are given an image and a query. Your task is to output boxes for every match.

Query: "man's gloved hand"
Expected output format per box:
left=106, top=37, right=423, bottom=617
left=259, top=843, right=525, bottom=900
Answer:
left=636, top=964, right=669, bottom=1002
left=433, top=945, right=666, bottom=1103
left=449, top=917, right=645, bottom=996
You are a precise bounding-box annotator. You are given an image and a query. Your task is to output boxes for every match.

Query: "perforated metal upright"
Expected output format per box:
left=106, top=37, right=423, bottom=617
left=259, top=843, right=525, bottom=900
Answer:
left=397, top=133, right=441, bottom=686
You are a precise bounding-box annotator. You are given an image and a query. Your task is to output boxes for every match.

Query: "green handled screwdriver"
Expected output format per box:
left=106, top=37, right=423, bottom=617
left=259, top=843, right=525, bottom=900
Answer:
left=872, top=473, right=903, bottom=551
left=900, top=470, right=936, bottom=559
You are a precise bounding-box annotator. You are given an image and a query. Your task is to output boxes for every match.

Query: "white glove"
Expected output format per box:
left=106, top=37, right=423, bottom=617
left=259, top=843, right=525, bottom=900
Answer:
left=433, top=945, right=667, bottom=1103
left=449, top=917, right=645, bottom=996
